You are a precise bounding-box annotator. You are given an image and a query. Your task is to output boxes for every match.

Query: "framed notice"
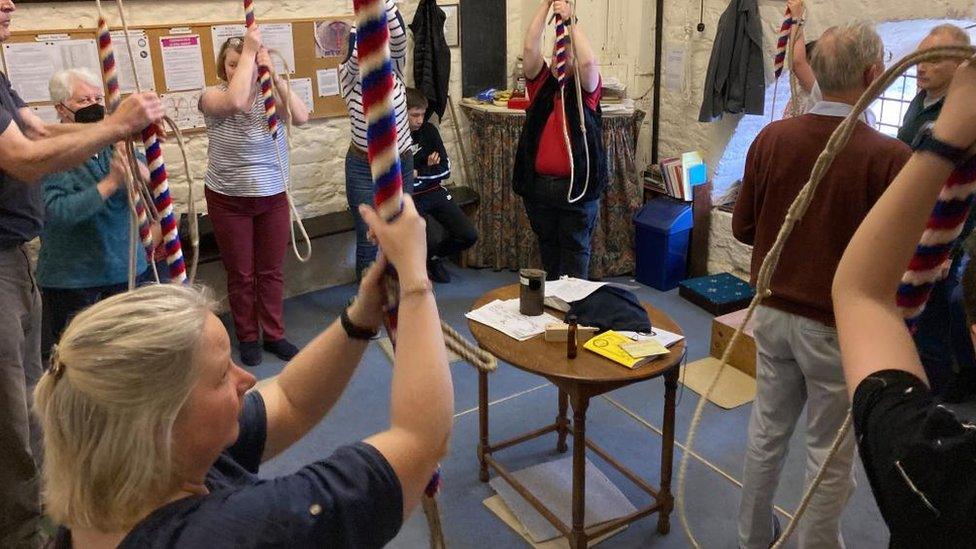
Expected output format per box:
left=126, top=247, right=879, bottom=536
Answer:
left=442, top=4, right=459, bottom=48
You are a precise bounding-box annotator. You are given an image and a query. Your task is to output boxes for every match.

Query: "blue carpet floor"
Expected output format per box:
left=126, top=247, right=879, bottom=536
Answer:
left=225, top=264, right=887, bottom=548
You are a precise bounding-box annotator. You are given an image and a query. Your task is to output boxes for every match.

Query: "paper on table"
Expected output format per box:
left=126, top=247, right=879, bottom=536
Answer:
left=466, top=299, right=561, bottom=341
left=618, top=328, right=685, bottom=348
left=544, top=277, right=608, bottom=303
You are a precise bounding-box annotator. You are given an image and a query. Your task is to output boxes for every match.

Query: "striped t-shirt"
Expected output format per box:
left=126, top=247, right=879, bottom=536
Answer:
left=203, top=86, right=289, bottom=197
left=338, top=0, right=412, bottom=155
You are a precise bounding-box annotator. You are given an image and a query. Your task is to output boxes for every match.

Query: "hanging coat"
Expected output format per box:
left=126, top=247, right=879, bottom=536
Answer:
left=698, top=0, right=765, bottom=122
left=409, top=0, right=451, bottom=120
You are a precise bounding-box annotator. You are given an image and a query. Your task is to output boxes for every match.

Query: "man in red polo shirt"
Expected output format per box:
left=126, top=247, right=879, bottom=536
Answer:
left=512, top=0, right=607, bottom=280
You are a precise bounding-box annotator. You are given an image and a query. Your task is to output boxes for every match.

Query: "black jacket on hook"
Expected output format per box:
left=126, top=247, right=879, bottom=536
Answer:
left=698, top=0, right=765, bottom=122
left=409, top=0, right=451, bottom=120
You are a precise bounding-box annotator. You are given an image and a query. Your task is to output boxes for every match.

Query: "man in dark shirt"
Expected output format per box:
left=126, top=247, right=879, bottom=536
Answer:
left=732, top=23, right=911, bottom=548
left=0, top=2, right=164, bottom=545
left=898, top=25, right=976, bottom=398
left=405, top=88, right=477, bottom=283
left=833, top=57, right=976, bottom=548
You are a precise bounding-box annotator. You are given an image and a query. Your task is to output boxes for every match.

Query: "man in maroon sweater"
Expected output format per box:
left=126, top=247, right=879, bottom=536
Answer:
left=732, top=22, right=911, bottom=549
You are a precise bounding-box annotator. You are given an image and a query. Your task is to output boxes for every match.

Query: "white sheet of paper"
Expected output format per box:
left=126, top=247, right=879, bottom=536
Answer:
left=544, top=277, right=608, bottom=303
left=664, top=45, right=687, bottom=93
left=161, top=89, right=204, bottom=131
left=31, top=105, right=59, bottom=124
left=442, top=5, right=459, bottom=47
left=159, top=35, right=205, bottom=92
left=316, top=68, right=339, bottom=97
left=3, top=40, right=99, bottom=102
left=3, top=42, right=58, bottom=102
left=261, top=23, right=296, bottom=74
left=211, top=24, right=245, bottom=63
left=465, top=299, right=561, bottom=341
left=54, top=39, right=101, bottom=80
left=111, top=30, right=155, bottom=93
left=287, top=77, right=314, bottom=113
left=618, top=329, right=685, bottom=348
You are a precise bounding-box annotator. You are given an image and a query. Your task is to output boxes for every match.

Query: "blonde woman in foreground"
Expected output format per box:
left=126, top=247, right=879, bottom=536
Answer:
left=37, top=195, right=451, bottom=548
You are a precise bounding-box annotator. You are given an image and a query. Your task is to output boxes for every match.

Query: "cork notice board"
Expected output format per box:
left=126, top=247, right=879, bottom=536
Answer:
left=3, top=15, right=354, bottom=132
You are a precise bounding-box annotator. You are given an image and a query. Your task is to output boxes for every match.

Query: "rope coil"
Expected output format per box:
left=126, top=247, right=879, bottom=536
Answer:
left=677, top=45, right=976, bottom=549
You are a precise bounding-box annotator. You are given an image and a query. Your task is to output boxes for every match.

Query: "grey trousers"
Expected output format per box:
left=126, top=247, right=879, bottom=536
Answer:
left=0, top=245, right=43, bottom=548
left=738, top=306, right=855, bottom=549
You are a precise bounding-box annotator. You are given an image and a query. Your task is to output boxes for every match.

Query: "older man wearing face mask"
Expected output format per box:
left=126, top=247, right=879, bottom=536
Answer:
left=37, top=68, right=157, bottom=347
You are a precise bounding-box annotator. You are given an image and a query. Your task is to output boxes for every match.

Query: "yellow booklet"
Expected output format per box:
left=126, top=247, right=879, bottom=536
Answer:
left=583, top=330, right=670, bottom=369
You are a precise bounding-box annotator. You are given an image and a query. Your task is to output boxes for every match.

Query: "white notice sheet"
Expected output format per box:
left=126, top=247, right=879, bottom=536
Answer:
left=3, top=40, right=100, bottom=102
left=161, top=90, right=204, bottom=131
left=261, top=23, right=295, bottom=74
left=288, top=77, right=314, bottom=113
left=316, top=68, right=339, bottom=97
left=3, top=42, right=57, bottom=102
left=30, top=105, right=59, bottom=124
left=465, top=299, right=561, bottom=341
left=159, top=35, right=205, bottom=92
left=211, top=24, right=245, bottom=63
left=111, top=30, right=155, bottom=93
left=212, top=23, right=294, bottom=75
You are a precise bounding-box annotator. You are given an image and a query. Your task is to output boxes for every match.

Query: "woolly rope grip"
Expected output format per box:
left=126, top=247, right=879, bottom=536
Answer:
left=773, top=7, right=794, bottom=80
left=354, top=0, right=442, bottom=503
left=111, top=0, right=186, bottom=284
left=554, top=15, right=569, bottom=87
left=244, top=0, right=280, bottom=139
left=96, top=3, right=153, bottom=260
left=898, top=158, right=976, bottom=322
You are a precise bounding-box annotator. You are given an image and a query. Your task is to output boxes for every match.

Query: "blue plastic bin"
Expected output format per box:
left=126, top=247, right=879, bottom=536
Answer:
left=634, top=198, right=693, bottom=291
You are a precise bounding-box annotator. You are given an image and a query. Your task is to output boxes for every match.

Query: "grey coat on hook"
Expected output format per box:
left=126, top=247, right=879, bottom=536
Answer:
left=698, top=0, right=766, bottom=122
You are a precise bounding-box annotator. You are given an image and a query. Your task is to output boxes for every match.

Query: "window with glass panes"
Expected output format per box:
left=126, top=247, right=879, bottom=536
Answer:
left=871, top=67, right=917, bottom=137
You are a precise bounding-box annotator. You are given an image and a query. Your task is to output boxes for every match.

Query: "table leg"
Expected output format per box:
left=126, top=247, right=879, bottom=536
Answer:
left=570, top=395, right=590, bottom=549
left=556, top=390, right=569, bottom=453
left=478, top=370, right=490, bottom=482
left=657, top=367, right=679, bottom=535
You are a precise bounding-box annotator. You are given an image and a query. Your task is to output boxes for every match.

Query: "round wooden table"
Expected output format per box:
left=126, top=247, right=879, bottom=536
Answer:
left=468, top=284, right=685, bottom=548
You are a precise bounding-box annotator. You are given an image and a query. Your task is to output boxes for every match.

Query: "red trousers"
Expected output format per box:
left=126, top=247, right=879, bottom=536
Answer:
left=205, top=187, right=290, bottom=343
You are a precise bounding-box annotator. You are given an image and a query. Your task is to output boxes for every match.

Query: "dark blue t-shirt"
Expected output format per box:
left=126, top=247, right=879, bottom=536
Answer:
left=55, top=392, right=403, bottom=548
left=0, top=71, right=42, bottom=250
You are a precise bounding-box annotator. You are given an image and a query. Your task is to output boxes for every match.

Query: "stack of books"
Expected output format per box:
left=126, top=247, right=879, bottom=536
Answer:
left=642, top=151, right=708, bottom=202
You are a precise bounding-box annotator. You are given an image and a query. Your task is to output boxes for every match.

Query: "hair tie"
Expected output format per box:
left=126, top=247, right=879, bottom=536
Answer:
left=49, top=345, right=66, bottom=380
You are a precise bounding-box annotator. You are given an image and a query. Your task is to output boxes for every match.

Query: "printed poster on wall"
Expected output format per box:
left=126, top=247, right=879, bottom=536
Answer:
left=316, top=68, right=339, bottom=97
left=161, top=89, right=205, bottom=131
left=288, top=77, right=314, bottom=113
left=211, top=23, right=295, bottom=75
left=110, top=30, right=155, bottom=93
left=159, top=35, right=205, bottom=92
left=2, top=39, right=100, bottom=103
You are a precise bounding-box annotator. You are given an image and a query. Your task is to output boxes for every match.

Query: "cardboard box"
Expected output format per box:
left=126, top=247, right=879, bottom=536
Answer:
left=710, top=308, right=757, bottom=378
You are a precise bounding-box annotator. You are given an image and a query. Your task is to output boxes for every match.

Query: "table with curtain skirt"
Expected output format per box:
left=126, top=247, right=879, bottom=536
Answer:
left=459, top=102, right=645, bottom=279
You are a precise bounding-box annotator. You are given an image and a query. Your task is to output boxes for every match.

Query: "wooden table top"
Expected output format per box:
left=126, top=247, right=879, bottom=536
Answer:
left=468, top=285, right=685, bottom=385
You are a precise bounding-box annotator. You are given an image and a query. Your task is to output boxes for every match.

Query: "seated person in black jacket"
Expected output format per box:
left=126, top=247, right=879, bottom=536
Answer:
left=832, top=59, right=976, bottom=548
left=406, top=88, right=477, bottom=283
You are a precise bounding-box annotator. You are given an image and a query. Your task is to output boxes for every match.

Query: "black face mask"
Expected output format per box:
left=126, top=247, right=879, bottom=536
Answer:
left=65, top=103, right=105, bottom=124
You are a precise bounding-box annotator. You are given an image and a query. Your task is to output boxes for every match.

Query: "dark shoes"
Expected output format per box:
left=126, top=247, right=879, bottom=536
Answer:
left=239, top=341, right=263, bottom=366
left=427, top=257, right=451, bottom=283
left=263, top=338, right=300, bottom=361
left=239, top=338, right=300, bottom=366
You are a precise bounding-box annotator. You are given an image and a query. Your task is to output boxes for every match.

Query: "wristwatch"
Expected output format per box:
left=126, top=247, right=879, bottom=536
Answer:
left=911, top=126, right=970, bottom=167
left=340, top=307, right=378, bottom=340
